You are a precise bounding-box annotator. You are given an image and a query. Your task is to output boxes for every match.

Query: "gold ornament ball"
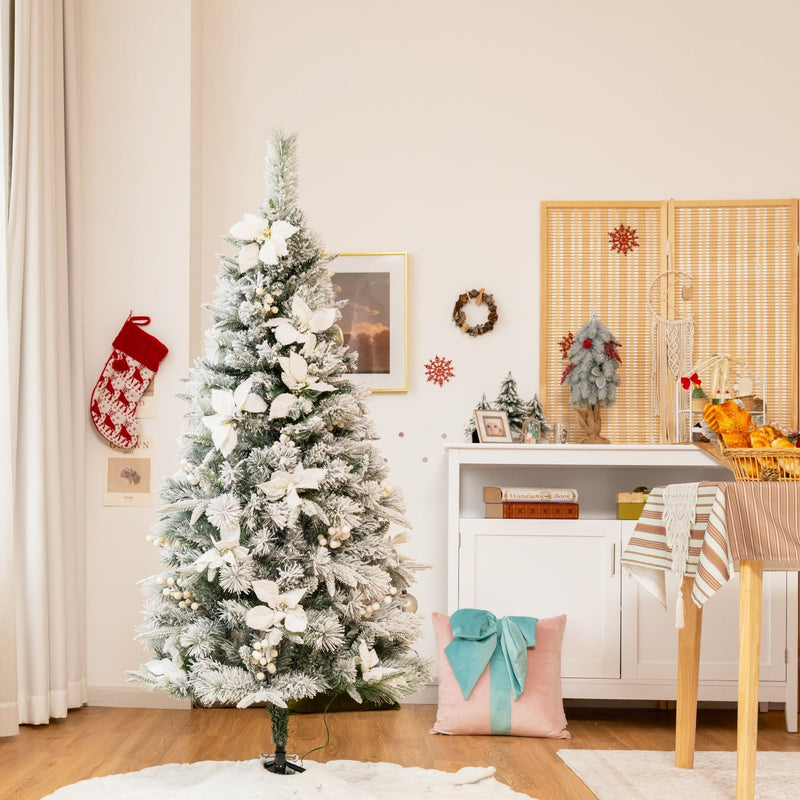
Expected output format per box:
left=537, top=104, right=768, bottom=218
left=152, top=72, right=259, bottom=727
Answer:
left=400, top=591, right=418, bottom=613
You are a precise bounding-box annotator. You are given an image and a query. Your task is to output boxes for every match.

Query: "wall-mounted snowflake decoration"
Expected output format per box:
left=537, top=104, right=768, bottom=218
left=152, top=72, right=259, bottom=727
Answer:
left=609, top=223, right=639, bottom=256
left=424, top=355, right=454, bottom=387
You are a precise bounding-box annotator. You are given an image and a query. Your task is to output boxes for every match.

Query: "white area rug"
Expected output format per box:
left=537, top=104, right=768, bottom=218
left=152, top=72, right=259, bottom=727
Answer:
left=558, top=749, right=800, bottom=800
left=41, top=758, right=536, bottom=799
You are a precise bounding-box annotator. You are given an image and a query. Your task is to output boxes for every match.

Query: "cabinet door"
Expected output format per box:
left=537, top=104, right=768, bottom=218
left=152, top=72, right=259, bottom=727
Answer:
left=459, top=519, right=621, bottom=680
left=624, top=568, right=787, bottom=682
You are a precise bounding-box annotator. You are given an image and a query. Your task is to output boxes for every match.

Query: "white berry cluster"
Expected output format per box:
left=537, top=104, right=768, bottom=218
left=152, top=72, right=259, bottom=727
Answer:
left=156, top=576, right=199, bottom=610
left=180, top=458, right=200, bottom=486
left=254, top=286, right=279, bottom=316
left=251, top=638, right=279, bottom=680
left=358, top=587, right=398, bottom=618
left=317, top=524, right=351, bottom=549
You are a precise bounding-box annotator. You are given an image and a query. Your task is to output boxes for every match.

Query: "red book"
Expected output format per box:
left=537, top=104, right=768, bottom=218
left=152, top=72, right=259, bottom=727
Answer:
left=484, top=501, right=579, bottom=519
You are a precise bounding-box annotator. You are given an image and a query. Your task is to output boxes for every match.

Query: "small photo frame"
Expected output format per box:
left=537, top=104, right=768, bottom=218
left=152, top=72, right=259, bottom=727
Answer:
left=474, top=409, right=513, bottom=443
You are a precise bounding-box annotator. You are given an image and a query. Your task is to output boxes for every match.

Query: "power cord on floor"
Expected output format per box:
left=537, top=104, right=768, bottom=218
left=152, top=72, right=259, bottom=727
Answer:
left=298, top=695, right=335, bottom=765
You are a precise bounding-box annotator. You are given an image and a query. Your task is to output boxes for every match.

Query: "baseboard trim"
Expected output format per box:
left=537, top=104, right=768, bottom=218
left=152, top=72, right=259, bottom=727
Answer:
left=87, top=685, right=191, bottom=709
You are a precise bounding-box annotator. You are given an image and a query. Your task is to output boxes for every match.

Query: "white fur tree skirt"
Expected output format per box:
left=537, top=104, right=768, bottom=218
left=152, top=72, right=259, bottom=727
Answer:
left=41, top=758, right=536, bottom=799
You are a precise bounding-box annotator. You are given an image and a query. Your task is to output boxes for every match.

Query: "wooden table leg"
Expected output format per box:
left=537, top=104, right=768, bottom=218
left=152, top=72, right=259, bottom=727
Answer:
left=675, top=576, right=703, bottom=769
left=736, top=559, right=763, bottom=800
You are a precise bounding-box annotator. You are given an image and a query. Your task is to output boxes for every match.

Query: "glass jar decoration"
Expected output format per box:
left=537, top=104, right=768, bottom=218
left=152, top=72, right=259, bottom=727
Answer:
left=520, top=417, right=542, bottom=444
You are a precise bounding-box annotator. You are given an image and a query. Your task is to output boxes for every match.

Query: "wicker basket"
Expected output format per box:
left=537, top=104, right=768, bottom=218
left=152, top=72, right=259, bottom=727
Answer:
left=721, top=447, right=800, bottom=482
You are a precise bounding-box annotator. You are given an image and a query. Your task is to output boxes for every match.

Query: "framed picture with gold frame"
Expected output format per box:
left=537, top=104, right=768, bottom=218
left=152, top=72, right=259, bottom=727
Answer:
left=330, top=252, right=408, bottom=392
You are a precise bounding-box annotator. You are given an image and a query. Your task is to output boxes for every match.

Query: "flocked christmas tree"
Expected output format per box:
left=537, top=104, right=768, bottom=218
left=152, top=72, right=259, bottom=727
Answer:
left=494, top=372, right=530, bottom=436
left=464, top=375, right=544, bottom=441
left=129, top=132, right=430, bottom=772
left=560, top=309, right=621, bottom=444
left=526, top=393, right=550, bottom=436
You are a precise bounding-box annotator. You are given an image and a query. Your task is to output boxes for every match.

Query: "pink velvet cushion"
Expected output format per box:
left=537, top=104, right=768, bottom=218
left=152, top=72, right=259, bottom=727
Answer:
left=431, top=612, right=570, bottom=738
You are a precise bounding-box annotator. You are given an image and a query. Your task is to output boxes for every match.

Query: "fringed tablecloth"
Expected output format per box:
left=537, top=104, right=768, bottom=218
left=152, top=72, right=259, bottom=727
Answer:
left=621, top=481, right=800, bottom=609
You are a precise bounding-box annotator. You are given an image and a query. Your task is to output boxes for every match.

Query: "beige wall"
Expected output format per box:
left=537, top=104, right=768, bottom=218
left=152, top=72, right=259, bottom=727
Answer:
left=78, top=0, right=800, bottom=703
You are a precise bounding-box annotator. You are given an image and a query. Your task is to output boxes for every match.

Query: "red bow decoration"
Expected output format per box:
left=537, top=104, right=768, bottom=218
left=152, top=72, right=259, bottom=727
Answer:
left=680, top=372, right=701, bottom=390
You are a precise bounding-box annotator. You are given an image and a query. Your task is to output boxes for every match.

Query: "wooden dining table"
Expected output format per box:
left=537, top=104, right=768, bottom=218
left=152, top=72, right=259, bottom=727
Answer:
left=621, top=481, right=800, bottom=800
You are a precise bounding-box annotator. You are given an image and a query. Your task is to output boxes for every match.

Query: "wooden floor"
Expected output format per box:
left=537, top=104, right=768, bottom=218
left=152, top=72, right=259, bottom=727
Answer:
left=1, top=704, right=798, bottom=800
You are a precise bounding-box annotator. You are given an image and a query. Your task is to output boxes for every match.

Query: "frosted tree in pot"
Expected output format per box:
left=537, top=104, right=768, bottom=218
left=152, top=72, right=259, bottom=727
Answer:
left=129, top=131, right=430, bottom=773
left=560, top=310, right=621, bottom=444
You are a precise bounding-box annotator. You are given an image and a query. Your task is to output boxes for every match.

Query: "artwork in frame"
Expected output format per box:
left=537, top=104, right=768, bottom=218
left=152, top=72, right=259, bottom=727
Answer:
left=474, top=409, right=513, bottom=443
left=331, top=252, right=408, bottom=392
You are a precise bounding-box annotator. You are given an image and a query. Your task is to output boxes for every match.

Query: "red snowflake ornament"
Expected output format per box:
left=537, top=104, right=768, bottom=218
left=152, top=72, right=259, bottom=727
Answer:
left=609, top=224, right=639, bottom=256
left=424, top=355, right=454, bottom=387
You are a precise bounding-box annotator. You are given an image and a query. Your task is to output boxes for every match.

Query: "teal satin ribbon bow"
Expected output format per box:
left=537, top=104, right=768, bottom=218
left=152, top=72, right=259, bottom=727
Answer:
left=444, top=608, right=538, bottom=734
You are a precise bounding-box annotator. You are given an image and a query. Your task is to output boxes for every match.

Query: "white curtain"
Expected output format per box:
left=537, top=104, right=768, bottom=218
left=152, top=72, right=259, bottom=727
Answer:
left=0, top=0, right=85, bottom=736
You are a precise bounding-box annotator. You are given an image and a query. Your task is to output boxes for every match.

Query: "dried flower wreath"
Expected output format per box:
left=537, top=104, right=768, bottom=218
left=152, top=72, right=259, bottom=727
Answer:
left=452, top=288, right=498, bottom=337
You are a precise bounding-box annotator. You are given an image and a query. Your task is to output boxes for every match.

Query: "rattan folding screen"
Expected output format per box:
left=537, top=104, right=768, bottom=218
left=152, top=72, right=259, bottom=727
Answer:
left=540, top=199, right=799, bottom=444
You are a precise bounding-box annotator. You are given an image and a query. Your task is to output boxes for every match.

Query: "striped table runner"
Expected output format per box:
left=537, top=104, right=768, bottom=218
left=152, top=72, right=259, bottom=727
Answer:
left=621, top=482, right=800, bottom=610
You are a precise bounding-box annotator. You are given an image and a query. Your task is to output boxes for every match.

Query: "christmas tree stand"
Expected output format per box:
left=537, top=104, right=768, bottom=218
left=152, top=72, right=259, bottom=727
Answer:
left=261, top=743, right=305, bottom=774
left=261, top=705, right=305, bottom=774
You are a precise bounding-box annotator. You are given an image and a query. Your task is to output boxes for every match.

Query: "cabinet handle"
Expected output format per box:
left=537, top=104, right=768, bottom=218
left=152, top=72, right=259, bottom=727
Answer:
left=611, top=542, right=616, bottom=577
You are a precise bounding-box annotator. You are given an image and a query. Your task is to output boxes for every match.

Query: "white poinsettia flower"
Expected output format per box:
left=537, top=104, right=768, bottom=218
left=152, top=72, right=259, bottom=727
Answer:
left=268, top=297, right=336, bottom=345
left=193, top=535, right=251, bottom=581
left=268, top=392, right=302, bottom=420
left=145, top=657, right=185, bottom=682
left=202, top=377, right=268, bottom=457
left=237, top=242, right=260, bottom=272
left=257, top=464, right=326, bottom=508
left=278, top=351, right=335, bottom=394
left=245, top=580, right=308, bottom=633
left=229, top=213, right=299, bottom=268
left=357, top=640, right=399, bottom=684
left=205, top=493, right=242, bottom=536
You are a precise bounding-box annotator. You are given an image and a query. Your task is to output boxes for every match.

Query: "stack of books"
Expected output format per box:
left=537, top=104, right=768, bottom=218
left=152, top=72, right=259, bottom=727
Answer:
left=483, top=486, right=579, bottom=519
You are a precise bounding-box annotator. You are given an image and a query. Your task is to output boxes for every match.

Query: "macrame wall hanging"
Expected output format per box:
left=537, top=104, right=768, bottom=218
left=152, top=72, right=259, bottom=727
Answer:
left=647, top=270, right=694, bottom=443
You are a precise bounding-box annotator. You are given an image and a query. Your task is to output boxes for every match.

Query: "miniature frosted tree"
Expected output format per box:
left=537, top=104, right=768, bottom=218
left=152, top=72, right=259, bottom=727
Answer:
left=130, top=132, right=430, bottom=772
left=561, top=310, right=621, bottom=444
left=526, top=393, right=550, bottom=435
left=495, top=372, right=529, bottom=437
left=464, top=392, right=492, bottom=440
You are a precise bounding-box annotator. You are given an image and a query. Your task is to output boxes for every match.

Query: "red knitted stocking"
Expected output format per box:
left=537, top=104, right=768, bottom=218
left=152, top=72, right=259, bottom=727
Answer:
left=90, top=315, right=168, bottom=448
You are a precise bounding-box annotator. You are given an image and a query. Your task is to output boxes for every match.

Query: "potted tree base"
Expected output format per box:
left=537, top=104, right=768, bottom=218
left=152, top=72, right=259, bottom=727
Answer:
left=574, top=403, right=610, bottom=444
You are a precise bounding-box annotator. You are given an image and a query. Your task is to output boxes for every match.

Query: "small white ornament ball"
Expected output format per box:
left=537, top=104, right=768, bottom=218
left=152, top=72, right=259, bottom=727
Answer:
left=330, top=540, right=341, bottom=549
left=259, top=657, right=267, bottom=666
left=167, top=577, right=175, bottom=585
left=178, top=601, right=187, bottom=608
left=255, top=287, right=264, bottom=297
left=162, top=588, right=171, bottom=596
left=156, top=576, right=165, bottom=584
left=383, top=596, right=392, bottom=605
left=266, top=663, right=277, bottom=674
left=190, top=602, right=199, bottom=611
left=270, top=649, right=278, bottom=658
left=256, top=672, right=265, bottom=681
left=389, top=587, right=398, bottom=595
left=252, top=650, right=261, bottom=660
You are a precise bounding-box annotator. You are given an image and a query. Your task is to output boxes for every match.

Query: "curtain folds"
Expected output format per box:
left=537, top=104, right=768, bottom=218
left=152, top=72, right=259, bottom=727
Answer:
left=1, top=0, right=86, bottom=736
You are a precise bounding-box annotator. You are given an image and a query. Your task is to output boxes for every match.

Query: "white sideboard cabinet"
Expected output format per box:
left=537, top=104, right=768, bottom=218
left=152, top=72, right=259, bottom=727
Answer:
left=446, top=444, right=798, bottom=731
